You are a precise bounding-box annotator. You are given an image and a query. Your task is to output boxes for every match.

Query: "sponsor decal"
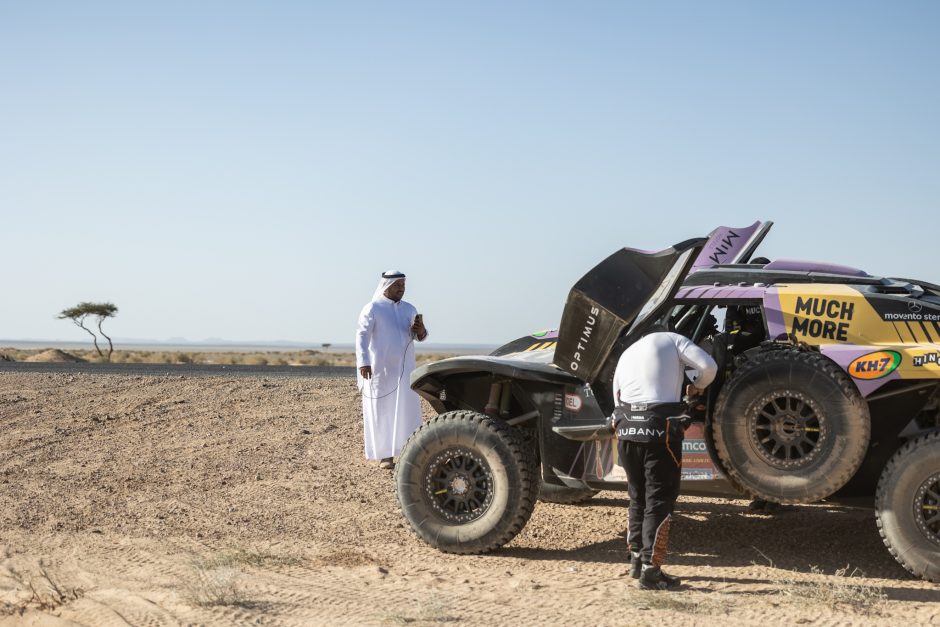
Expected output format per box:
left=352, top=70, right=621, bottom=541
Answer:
left=706, top=229, right=741, bottom=265
left=616, top=426, right=665, bottom=438
left=531, top=330, right=550, bottom=338
left=790, top=297, right=854, bottom=342
left=564, top=393, right=582, bottom=412
left=913, top=352, right=940, bottom=367
left=881, top=310, right=940, bottom=322
left=569, top=305, right=601, bottom=372
left=878, top=298, right=940, bottom=322
left=693, top=222, right=763, bottom=270
left=679, top=426, right=715, bottom=476
left=848, top=351, right=901, bottom=380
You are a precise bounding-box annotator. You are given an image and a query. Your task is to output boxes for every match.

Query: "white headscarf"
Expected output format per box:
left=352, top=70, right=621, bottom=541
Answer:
left=372, top=270, right=406, bottom=302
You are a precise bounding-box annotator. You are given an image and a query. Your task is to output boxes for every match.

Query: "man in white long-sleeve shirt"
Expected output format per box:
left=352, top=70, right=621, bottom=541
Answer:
left=612, top=331, right=717, bottom=590
left=356, top=271, right=428, bottom=470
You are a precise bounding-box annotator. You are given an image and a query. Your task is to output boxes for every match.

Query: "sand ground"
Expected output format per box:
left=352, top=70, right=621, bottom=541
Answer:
left=0, top=373, right=937, bottom=626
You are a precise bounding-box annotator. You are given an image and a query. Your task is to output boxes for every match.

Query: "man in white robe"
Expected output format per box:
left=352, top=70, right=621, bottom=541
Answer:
left=356, top=271, right=428, bottom=469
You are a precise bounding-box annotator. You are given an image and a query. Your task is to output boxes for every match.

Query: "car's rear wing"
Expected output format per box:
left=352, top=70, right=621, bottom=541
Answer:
left=691, top=221, right=773, bottom=271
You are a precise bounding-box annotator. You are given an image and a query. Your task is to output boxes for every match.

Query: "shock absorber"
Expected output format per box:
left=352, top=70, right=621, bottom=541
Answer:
left=499, top=381, right=512, bottom=417
left=484, top=382, right=502, bottom=416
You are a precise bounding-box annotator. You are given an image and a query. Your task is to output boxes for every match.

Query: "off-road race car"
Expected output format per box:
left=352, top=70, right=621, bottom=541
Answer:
left=395, top=222, right=940, bottom=583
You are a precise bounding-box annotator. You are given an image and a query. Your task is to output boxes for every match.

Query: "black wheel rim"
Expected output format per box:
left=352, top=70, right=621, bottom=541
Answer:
left=424, top=447, right=494, bottom=523
left=749, top=391, right=826, bottom=470
left=914, top=472, right=940, bottom=546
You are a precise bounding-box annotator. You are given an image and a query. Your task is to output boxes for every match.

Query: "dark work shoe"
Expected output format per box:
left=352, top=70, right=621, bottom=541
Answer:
left=638, top=564, right=681, bottom=590
left=629, top=552, right=642, bottom=579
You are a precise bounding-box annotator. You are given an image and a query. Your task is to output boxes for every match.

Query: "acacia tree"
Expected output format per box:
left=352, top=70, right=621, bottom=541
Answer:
left=58, top=302, right=119, bottom=361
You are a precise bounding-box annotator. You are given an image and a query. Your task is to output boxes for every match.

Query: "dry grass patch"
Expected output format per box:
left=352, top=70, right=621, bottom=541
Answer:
left=773, top=565, right=888, bottom=613
left=183, top=563, right=246, bottom=608
left=752, top=547, right=888, bottom=614
left=381, top=596, right=460, bottom=625
left=182, top=548, right=301, bottom=608
left=625, top=588, right=731, bottom=615
left=0, top=561, right=84, bottom=616
left=193, top=549, right=304, bottom=570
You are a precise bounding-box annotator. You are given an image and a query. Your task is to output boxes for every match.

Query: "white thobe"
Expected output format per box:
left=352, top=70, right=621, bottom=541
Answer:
left=355, top=296, right=427, bottom=459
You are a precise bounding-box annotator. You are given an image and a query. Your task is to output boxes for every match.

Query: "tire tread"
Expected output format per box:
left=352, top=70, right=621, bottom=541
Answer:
left=875, top=430, right=940, bottom=582
left=713, top=349, right=870, bottom=504
left=395, top=410, right=540, bottom=554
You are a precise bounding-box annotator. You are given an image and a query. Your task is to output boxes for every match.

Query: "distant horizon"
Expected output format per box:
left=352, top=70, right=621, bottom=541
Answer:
left=0, top=337, right=502, bottom=353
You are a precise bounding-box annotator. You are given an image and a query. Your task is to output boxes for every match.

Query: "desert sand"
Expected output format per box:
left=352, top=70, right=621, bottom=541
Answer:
left=0, top=372, right=937, bottom=626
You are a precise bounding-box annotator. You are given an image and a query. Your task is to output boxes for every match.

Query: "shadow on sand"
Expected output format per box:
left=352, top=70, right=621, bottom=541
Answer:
left=498, top=498, right=940, bottom=602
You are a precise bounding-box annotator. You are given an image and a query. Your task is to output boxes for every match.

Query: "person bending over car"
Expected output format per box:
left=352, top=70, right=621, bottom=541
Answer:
left=611, top=332, right=717, bottom=590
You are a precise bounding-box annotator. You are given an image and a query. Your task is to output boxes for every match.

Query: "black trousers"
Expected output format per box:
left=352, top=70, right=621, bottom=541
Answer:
left=618, top=436, right=682, bottom=566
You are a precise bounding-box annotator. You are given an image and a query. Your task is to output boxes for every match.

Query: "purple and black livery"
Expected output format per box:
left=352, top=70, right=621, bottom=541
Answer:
left=400, top=221, right=940, bottom=582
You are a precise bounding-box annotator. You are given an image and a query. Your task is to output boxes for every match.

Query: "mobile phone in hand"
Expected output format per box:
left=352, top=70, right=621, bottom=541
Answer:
left=413, top=313, right=423, bottom=326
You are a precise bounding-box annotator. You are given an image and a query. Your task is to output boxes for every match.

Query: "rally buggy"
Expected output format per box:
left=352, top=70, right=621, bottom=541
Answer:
left=394, top=222, right=940, bottom=583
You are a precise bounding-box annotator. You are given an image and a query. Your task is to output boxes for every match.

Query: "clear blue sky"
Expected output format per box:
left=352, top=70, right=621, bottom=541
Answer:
left=2, top=2, right=938, bottom=346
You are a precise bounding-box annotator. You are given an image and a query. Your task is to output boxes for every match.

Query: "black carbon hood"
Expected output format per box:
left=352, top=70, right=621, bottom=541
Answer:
left=552, top=238, right=706, bottom=383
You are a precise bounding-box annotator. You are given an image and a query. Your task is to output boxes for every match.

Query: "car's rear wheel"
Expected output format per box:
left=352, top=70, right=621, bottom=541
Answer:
left=395, top=410, right=539, bottom=554
left=713, top=349, right=870, bottom=503
left=876, top=431, right=940, bottom=583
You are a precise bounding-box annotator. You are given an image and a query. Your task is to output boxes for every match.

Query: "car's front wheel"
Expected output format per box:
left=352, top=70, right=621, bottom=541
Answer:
left=395, top=410, right=539, bottom=554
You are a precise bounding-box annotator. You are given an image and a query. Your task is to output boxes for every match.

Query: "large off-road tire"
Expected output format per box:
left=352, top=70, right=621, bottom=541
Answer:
left=538, top=483, right=599, bottom=504
left=876, top=431, right=940, bottom=583
left=703, top=422, right=749, bottom=498
left=395, top=410, right=539, bottom=554
left=713, top=349, right=870, bottom=504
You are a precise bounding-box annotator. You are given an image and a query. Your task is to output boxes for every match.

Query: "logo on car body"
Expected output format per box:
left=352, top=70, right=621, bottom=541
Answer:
left=564, top=393, right=582, bottom=412
left=848, top=350, right=901, bottom=380
left=913, top=352, right=940, bottom=367
left=569, top=305, right=601, bottom=372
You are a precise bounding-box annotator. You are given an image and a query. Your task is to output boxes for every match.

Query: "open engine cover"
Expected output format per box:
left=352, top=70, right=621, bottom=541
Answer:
left=553, top=238, right=706, bottom=383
